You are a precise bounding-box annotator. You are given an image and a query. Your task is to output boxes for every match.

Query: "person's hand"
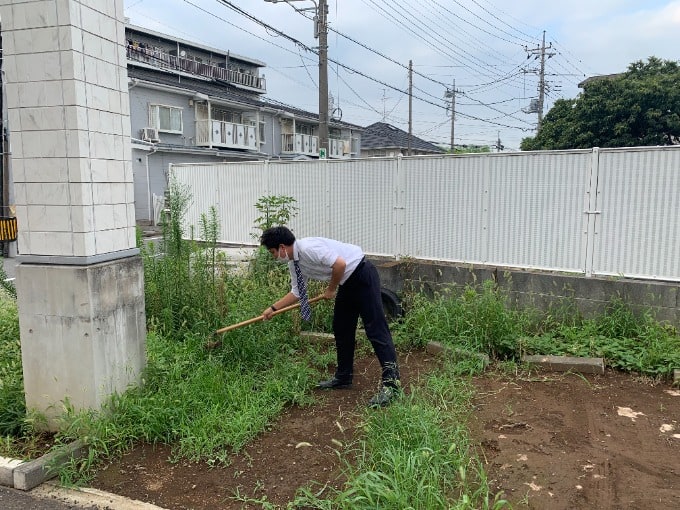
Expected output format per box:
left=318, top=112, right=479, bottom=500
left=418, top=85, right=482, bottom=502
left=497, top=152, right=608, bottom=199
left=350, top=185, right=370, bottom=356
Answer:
left=262, top=306, right=275, bottom=320
left=322, top=287, right=337, bottom=300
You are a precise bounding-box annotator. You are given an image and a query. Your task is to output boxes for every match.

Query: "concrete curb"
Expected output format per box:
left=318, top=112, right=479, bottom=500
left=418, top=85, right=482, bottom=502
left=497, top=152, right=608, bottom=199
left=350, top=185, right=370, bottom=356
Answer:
left=0, top=456, right=23, bottom=486
left=31, top=480, right=168, bottom=509
left=425, top=341, right=490, bottom=368
left=0, top=439, right=86, bottom=490
left=521, top=354, right=605, bottom=374
left=300, top=330, right=367, bottom=343
left=1, top=443, right=168, bottom=509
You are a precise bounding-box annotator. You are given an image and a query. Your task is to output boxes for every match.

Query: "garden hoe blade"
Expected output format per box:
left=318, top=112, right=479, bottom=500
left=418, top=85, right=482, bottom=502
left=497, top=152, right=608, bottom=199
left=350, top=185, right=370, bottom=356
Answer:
left=205, top=296, right=324, bottom=350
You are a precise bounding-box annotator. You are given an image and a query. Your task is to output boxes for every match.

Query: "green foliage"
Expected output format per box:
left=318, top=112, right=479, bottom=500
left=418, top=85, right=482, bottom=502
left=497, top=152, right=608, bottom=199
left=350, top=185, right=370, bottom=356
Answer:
left=520, top=299, right=680, bottom=376
left=248, top=194, right=300, bottom=278
left=0, top=297, right=23, bottom=437
left=521, top=57, right=680, bottom=150
left=141, top=181, right=232, bottom=338
left=394, top=284, right=680, bottom=378
left=393, top=281, right=529, bottom=359
left=56, top=322, right=318, bottom=481
left=251, top=195, right=299, bottom=240
left=0, top=258, right=16, bottom=299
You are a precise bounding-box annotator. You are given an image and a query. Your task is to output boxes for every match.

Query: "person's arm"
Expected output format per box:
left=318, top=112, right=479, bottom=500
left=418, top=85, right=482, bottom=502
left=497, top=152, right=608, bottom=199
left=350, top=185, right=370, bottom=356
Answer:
left=262, top=292, right=298, bottom=319
left=322, top=256, right=346, bottom=299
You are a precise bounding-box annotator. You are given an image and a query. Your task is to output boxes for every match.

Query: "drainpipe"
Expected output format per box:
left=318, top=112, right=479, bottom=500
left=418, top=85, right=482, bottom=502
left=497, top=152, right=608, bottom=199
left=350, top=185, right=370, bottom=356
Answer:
left=145, top=146, right=157, bottom=224
left=273, top=112, right=278, bottom=155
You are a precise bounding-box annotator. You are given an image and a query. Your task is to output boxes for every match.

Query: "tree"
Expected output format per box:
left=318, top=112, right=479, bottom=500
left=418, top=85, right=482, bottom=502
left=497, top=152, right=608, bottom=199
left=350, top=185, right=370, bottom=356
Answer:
left=521, top=57, right=680, bottom=150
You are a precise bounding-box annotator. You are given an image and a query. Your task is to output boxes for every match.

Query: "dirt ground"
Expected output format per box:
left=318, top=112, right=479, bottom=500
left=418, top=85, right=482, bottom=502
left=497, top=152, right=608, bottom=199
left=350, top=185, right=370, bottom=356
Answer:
left=90, top=351, right=680, bottom=510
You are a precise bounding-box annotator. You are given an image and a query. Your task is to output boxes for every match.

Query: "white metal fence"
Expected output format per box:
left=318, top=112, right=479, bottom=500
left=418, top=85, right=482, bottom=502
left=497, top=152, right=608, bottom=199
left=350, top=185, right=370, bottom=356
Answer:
left=170, top=146, right=680, bottom=282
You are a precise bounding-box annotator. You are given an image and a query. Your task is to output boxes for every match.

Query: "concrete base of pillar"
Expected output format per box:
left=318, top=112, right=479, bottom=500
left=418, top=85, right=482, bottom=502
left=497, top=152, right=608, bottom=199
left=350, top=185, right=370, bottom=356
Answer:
left=16, top=256, right=146, bottom=430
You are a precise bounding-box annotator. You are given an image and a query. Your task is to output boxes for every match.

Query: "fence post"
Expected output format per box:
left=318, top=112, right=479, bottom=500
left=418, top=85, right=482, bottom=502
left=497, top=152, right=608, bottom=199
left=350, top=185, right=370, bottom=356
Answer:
left=584, top=147, right=601, bottom=277
left=394, top=155, right=405, bottom=259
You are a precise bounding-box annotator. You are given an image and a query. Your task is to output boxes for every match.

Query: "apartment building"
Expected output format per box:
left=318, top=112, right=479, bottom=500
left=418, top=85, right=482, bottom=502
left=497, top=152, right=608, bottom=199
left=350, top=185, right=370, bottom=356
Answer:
left=126, top=25, right=362, bottom=224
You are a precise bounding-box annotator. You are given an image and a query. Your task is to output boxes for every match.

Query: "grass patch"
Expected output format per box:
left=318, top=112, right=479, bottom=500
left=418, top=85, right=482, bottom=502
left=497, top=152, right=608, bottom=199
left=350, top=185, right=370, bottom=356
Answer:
left=285, top=361, right=508, bottom=509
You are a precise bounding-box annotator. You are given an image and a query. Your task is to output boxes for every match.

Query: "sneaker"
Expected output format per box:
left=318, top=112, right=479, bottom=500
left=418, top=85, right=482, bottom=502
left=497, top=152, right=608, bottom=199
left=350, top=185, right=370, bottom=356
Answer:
left=317, top=376, right=352, bottom=389
left=368, top=386, right=399, bottom=408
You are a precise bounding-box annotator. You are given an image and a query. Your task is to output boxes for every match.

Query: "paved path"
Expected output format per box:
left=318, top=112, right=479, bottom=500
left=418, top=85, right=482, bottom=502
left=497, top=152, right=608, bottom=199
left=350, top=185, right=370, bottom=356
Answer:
left=1, top=483, right=167, bottom=509
left=0, top=485, right=98, bottom=509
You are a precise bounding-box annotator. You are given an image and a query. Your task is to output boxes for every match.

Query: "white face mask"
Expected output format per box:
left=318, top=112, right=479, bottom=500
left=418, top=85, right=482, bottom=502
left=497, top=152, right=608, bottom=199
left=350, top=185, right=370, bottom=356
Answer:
left=276, top=246, right=290, bottom=263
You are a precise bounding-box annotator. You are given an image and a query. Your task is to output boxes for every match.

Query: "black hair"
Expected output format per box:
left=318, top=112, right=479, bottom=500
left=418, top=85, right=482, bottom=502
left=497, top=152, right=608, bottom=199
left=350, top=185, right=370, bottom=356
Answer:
left=260, top=226, right=296, bottom=249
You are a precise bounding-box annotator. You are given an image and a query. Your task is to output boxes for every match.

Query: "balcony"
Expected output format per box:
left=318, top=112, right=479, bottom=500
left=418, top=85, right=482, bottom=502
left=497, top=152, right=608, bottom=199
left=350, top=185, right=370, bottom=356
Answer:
left=280, top=134, right=355, bottom=158
left=328, top=138, right=353, bottom=159
left=281, top=133, right=318, bottom=156
left=126, top=45, right=266, bottom=93
left=196, top=120, right=258, bottom=150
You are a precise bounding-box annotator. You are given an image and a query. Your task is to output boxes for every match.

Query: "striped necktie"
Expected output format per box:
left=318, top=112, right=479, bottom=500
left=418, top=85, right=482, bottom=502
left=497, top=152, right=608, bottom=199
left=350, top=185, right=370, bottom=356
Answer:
left=293, top=260, right=312, bottom=321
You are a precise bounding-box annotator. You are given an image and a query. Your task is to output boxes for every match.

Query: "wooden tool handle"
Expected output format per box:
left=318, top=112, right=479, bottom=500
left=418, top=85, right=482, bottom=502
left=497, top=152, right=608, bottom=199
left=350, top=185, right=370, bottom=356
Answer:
left=215, top=295, right=324, bottom=334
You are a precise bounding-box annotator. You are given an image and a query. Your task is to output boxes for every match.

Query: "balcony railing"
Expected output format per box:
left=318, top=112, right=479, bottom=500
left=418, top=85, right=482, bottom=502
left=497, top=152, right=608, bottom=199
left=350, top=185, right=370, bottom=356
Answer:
left=127, top=45, right=266, bottom=92
left=281, top=133, right=318, bottom=156
left=280, top=134, right=353, bottom=158
left=328, top=138, right=353, bottom=158
left=196, top=120, right=258, bottom=150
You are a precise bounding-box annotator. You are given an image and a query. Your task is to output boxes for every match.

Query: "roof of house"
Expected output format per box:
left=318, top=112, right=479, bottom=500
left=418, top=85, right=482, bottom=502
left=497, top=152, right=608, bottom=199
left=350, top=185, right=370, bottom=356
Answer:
left=128, top=67, right=362, bottom=130
left=126, top=24, right=265, bottom=67
left=578, top=73, right=623, bottom=88
left=361, top=122, right=444, bottom=153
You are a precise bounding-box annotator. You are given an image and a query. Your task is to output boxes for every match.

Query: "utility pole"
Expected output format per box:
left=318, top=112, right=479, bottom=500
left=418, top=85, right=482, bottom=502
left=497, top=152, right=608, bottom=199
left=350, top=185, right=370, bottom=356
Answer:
left=381, top=88, right=390, bottom=121
left=524, top=30, right=555, bottom=128
left=444, top=80, right=461, bottom=153
left=408, top=59, right=413, bottom=156
left=317, top=0, right=329, bottom=157
left=264, top=0, right=329, bottom=157
left=494, top=131, right=504, bottom=152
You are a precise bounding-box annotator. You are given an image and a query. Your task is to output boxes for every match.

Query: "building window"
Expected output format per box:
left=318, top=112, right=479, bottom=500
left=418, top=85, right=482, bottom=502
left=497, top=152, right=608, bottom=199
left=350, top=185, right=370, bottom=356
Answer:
left=150, top=104, right=183, bottom=133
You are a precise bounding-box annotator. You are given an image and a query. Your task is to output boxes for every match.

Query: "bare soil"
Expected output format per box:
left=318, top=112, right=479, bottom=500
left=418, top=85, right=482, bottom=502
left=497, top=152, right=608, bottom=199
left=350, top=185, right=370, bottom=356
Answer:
left=90, top=352, right=680, bottom=509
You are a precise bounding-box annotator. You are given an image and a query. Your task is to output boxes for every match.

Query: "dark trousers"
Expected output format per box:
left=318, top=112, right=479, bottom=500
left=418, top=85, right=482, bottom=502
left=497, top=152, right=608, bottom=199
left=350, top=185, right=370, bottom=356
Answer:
left=333, top=259, right=400, bottom=387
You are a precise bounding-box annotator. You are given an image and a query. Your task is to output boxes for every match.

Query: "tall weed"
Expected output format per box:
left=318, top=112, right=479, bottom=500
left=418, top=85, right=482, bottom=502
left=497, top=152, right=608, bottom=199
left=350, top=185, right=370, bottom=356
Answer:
left=0, top=297, right=23, bottom=436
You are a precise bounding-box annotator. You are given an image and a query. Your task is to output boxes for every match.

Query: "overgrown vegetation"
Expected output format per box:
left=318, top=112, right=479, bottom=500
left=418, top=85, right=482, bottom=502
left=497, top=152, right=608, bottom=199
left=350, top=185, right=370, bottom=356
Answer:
left=0, top=295, right=23, bottom=438
left=0, top=187, right=678, bottom=507
left=392, top=280, right=680, bottom=378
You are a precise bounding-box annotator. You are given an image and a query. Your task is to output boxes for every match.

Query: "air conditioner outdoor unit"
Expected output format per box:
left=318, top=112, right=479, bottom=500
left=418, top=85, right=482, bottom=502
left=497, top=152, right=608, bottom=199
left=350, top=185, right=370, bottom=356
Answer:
left=140, top=127, right=160, bottom=142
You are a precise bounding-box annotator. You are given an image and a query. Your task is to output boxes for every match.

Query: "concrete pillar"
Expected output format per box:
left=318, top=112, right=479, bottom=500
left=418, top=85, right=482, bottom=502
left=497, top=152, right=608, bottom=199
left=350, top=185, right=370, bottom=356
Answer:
left=0, top=0, right=146, bottom=428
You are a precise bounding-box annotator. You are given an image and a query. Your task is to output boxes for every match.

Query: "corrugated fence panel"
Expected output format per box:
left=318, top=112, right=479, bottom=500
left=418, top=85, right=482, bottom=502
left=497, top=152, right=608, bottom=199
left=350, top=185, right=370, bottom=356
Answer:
left=593, top=147, right=680, bottom=280
left=171, top=146, right=680, bottom=282
left=326, top=158, right=396, bottom=256
left=266, top=160, right=331, bottom=240
left=485, top=151, right=590, bottom=272
left=401, top=155, right=488, bottom=262
left=171, top=162, right=267, bottom=244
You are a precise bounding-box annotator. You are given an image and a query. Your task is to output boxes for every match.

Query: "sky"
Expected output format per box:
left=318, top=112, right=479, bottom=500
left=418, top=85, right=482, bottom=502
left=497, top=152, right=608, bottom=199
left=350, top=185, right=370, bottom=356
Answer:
left=123, top=0, right=680, bottom=151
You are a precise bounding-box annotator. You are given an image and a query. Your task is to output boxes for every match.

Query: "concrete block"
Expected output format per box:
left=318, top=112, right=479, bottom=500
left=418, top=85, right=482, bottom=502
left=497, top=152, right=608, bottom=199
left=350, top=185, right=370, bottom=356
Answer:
left=522, top=354, right=604, bottom=375
left=300, top=330, right=366, bottom=345
left=13, top=440, right=86, bottom=491
left=0, top=456, right=25, bottom=487
left=300, top=331, right=334, bottom=344
left=425, top=341, right=448, bottom=355
left=425, top=341, right=490, bottom=367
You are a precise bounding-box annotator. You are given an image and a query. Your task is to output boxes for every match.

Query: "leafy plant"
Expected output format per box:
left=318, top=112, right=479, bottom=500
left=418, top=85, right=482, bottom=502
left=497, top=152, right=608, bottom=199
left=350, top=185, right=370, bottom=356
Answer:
left=251, top=195, right=299, bottom=240
left=249, top=194, right=300, bottom=281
